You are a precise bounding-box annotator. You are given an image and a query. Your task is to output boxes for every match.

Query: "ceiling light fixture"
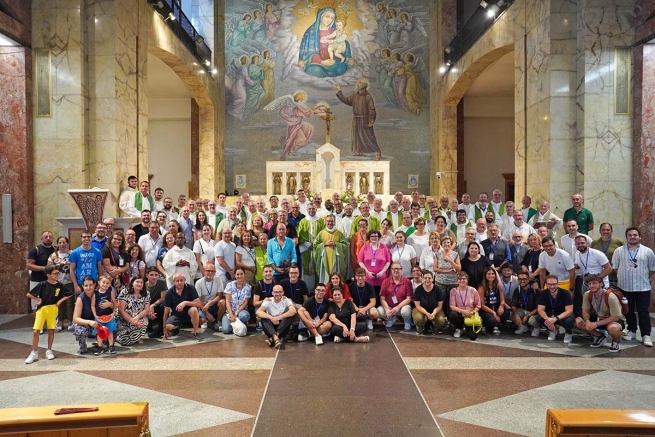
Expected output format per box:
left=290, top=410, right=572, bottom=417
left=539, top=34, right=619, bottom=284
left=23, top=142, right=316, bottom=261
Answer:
left=212, top=68, right=218, bottom=74
left=194, top=35, right=204, bottom=44
left=439, top=65, right=447, bottom=74
left=444, top=46, right=453, bottom=54
left=487, top=8, right=496, bottom=18
left=480, top=1, right=489, bottom=8
left=168, top=12, right=176, bottom=21
left=204, top=60, right=211, bottom=66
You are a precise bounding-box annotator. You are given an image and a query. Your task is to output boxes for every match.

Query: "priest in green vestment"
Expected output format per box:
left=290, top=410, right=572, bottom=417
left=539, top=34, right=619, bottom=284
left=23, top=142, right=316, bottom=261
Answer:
left=297, top=204, right=325, bottom=290
left=313, top=215, right=349, bottom=284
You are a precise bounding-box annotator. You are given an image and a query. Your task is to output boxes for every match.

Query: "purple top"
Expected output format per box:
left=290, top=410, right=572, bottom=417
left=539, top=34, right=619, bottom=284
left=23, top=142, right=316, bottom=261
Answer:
left=358, top=243, right=391, bottom=286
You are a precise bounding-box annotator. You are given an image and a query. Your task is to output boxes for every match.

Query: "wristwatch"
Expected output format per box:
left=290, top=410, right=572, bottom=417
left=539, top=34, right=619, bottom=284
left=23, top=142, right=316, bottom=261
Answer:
left=555, top=316, right=560, bottom=322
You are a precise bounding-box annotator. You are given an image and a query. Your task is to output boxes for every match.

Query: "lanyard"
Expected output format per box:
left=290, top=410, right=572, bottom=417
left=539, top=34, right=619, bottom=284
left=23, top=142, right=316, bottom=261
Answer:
left=392, top=284, right=400, bottom=295
left=234, top=283, right=245, bottom=303
left=396, top=245, right=405, bottom=260
left=357, top=285, right=366, bottom=305
left=149, top=236, right=160, bottom=250
left=600, top=238, right=611, bottom=255
left=204, top=278, right=214, bottom=297
left=315, top=300, right=323, bottom=316
left=521, top=289, right=529, bottom=308
left=261, top=281, right=273, bottom=297
left=371, top=244, right=378, bottom=259
left=627, top=245, right=640, bottom=263
left=549, top=294, right=558, bottom=317
left=458, top=288, right=469, bottom=307
left=592, top=289, right=605, bottom=314
left=502, top=280, right=512, bottom=296
left=528, top=250, right=535, bottom=266
left=579, top=251, right=590, bottom=271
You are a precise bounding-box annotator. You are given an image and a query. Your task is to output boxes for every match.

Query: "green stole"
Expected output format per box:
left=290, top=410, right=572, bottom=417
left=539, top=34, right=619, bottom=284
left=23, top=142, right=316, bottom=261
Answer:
left=134, top=192, right=154, bottom=212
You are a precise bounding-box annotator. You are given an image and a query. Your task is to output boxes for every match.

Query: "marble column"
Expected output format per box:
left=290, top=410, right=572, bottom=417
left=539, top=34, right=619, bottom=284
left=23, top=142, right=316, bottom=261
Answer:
left=87, top=0, right=148, bottom=213
left=191, top=99, right=200, bottom=198
left=0, top=47, right=32, bottom=313
left=578, top=0, right=634, bottom=237
left=32, top=0, right=89, bottom=238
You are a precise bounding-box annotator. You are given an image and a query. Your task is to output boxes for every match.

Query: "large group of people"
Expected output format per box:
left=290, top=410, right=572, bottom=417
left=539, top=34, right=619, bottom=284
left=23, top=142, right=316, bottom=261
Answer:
left=23, top=183, right=654, bottom=363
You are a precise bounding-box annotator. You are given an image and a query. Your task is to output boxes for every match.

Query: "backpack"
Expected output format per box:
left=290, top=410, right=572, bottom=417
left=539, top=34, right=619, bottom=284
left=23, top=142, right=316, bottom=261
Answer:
left=587, top=287, right=629, bottom=315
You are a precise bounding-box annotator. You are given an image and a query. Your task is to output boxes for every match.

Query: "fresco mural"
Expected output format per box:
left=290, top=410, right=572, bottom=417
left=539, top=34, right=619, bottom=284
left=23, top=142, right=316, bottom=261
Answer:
left=224, top=0, right=431, bottom=194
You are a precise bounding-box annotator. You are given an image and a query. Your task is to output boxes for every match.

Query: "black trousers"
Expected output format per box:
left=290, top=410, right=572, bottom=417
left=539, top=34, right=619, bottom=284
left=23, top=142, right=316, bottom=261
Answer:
left=625, top=290, right=652, bottom=336
left=331, top=322, right=367, bottom=339
left=447, top=312, right=478, bottom=340
left=147, top=303, right=165, bottom=337
left=262, top=317, right=293, bottom=339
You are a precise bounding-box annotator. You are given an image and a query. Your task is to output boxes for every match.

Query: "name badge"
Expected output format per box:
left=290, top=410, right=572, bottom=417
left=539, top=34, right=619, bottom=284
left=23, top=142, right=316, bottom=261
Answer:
left=391, top=295, right=398, bottom=304
left=119, top=258, right=124, bottom=266
left=313, top=316, right=320, bottom=323
left=489, top=253, right=494, bottom=261
left=528, top=265, right=532, bottom=272
left=370, top=259, right=376, bottom=267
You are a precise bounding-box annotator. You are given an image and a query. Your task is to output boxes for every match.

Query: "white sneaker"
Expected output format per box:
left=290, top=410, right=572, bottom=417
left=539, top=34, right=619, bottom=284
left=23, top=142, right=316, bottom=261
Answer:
left=563, top=333, right=573, bottom=344
left=45, top=349, right=55, bottom=360
left=643, top=335, right=653, bottom=347
left=515, top=325, right=529, bottom=335
left=366, top=320, right=373, bottom=330
left=493, top=326, right=501, bottom=335
left=531, top=327, right=540, bottom=337
left=315, top=335, right=323, bottom=345
left=453, top=329, right=462, bottom=338
left=547, top=330, right=557, bottom=341
left=297, top=334, right=309, bottom=342
left=622, top=331, right=636, bottom=341
left=25, top=351, right=38, bottom=364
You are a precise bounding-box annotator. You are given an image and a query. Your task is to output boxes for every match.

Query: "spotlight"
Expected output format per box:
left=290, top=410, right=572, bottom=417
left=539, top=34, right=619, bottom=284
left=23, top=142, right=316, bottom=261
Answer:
left=487, top=8, right=495, bottom=18
left=204, top=60, right=211, bottom=66
left=168, top=12, right=176, bottom=21
left=446, top=60, right=452, bottom=66
left=480, top=1, right=489, bottom=8
left=451, top=67, right=459, bottom=73
left=198, top=69, right=206, bottom=74
left=194, top=35, right=204, bottom=44
left=192, top=62, right=198, bottom=66
left=211, top=68, right=218, bottom=74
left=445, top=46, right=453, bottom=54
left=439, top=65, right=447, bottom=74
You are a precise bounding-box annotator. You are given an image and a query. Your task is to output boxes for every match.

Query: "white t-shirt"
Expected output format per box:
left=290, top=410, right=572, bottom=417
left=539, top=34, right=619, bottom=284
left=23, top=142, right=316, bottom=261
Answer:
left=391, top=244, right=417, bottom=277
left=538, top=249, right=574, bottom=282
left=194, top=276, right=225, bottom=305
left=261, top=297, right=293, bottom=317
left=215, top=240, right=236, bottom=275
left=574, top=248, right=610, bottom=287
left=236, top=245, right=257, bottom=267
left=193, top=238, right=217, bottom=266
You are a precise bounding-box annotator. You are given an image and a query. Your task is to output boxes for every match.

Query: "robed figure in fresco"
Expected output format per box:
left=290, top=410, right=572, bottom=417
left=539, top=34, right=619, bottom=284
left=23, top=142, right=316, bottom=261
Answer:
left=334, top=79, right=382, bottom=159
left=298, top=7, right=352, bottom=78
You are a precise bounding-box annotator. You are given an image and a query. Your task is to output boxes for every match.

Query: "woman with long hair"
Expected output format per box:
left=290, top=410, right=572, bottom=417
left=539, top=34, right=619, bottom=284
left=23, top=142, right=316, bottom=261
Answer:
left=48, top=236, right=74, bottom=331
left=157, top=231, right=176, bottom=278
left=115, top=276, right=150, bottom=346
left=460, top=241, right=492, bottom=289
left=326, top=272, right=351, bottom=300
left=193, top=224, right=216, bottom=278
left=126, top=243, right=146, bottom=280
left=478, top=267, right=507, bottom=334
left=194, top=211, right=209, bottom=241
left=236, top=231, right=257, bottom=285
left=101, top=231, right=129, bottom=291
left=379, top=218, right=394, bottom=248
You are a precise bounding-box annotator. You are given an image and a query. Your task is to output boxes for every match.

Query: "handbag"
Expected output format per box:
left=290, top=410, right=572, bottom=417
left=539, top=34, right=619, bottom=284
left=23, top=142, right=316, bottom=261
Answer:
left=463, top=308, right=482, bottom=333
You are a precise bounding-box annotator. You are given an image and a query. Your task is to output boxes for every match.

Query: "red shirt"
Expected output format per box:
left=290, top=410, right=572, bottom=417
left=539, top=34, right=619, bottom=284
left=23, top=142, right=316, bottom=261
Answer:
left=379, top=276, right=413, bottom=307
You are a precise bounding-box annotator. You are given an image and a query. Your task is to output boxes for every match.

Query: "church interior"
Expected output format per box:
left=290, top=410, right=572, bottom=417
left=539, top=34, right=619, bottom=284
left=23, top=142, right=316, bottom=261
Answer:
left=0, top=0, right=654, bottom=436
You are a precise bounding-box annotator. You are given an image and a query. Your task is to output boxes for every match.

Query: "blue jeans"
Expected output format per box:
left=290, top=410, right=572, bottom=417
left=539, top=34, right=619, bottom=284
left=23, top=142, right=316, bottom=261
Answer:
left=221, top=309, right=250, bottom=334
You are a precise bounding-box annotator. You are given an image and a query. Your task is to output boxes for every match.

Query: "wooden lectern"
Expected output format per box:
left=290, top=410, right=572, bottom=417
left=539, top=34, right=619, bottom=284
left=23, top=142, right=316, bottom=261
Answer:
left=0, top=402, right=149, bottom=436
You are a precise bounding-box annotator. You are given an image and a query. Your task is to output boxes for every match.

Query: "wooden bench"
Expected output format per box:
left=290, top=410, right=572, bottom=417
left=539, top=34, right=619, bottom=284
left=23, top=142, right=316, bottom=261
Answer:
left=0, top=402, right=149, bottom=437
left=546, top=409, right=655, bottom=436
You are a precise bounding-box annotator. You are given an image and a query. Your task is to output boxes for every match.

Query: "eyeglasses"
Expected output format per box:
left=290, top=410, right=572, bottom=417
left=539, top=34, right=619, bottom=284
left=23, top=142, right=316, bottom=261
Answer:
left=457, top=277, right=467, bottom=281
left=391, top=267, right=402, bottom=271
left=546, top=283, right=558, bottom=287
left=359, top=223, right=368, bottom=227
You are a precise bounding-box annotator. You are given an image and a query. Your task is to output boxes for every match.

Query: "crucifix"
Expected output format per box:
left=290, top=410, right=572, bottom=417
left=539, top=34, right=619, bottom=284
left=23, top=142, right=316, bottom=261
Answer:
left=319, top=108, right=337, bottom=143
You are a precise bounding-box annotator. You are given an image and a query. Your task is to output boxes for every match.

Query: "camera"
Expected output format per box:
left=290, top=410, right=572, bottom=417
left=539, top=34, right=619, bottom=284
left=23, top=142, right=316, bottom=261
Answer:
left=436, top=172, right=443, bottom=179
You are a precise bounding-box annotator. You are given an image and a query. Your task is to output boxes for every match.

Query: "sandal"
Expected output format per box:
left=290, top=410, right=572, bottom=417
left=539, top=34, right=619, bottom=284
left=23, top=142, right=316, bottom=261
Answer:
left=355, top=336, right=370, bottom=343
left=274, top=338, right=282, bottom=349
left=265, top=338, right=273, bottom=347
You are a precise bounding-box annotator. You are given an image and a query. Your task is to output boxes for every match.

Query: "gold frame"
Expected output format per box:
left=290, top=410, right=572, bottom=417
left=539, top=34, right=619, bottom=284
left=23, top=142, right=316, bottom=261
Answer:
left=614, top=47, right=631, bottom=115
left=34, top=48, right=52, bottom=117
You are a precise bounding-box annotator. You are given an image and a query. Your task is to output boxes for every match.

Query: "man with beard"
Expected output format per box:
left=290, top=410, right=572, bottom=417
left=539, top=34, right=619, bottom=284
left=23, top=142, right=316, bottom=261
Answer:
left=161, top=197, right=178, bottom=221
left=334, top=79, right=382, bottom=160
left=162, top=233, right=198, bottom=287
left=126, top=180, right=156, bottom=218
left=313, top=215, right=349, bottom=284
left=118, top=175, right=138, bottom=217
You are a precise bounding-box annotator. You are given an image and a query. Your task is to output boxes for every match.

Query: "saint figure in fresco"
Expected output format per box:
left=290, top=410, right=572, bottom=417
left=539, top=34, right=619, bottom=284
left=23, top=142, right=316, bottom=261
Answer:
left=334, top=79, right=382, bottom=160
left=297, top=7, right=352, bottom=78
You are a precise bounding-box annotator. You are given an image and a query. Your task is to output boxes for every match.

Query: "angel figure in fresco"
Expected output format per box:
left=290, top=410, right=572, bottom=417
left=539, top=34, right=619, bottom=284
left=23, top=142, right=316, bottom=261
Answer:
left=244, top=54, right=266, bottom=117
left=264, top=3, right=281, bottom=40
left=398, top=12, right=426, bottom=49
left=399, top=52, right=427, bottom=115
left=265, top=92, right=322, bottom=156
left=230, top=14, right=252, bottom=46
left=251, top=9, right=272, bottom=48
left=387, top=8, right=400, bottom=45
left=298, top=0, right=316, bottom=16
left=337, top=1, right=353, bottom=15
left=259, top=49, right=277, bottom=110
left=226, top=55, right=251, bottom=120
left=375, top=2, right=389, bottom=46
left=375, top=48, right=397, bottom=105
left=298, top=7, right=353, bottom=78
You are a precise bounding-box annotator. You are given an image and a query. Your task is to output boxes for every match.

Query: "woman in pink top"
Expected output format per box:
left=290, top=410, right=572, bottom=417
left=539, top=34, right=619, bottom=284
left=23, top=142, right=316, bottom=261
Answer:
left=358, top=229, right=391, bottom=305
left=448, top=271, right=481, bottom=341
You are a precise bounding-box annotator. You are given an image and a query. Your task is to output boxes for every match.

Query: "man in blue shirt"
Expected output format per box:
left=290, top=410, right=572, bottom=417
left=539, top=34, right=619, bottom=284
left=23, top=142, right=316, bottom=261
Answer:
left=267, top=223, right=297, bottom=281
left=69, top=229, right=103, bottom=294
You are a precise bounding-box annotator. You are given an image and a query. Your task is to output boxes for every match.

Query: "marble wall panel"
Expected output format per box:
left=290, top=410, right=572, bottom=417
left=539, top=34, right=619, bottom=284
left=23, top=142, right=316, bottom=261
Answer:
left=0, top=46, right=32, bottom=313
